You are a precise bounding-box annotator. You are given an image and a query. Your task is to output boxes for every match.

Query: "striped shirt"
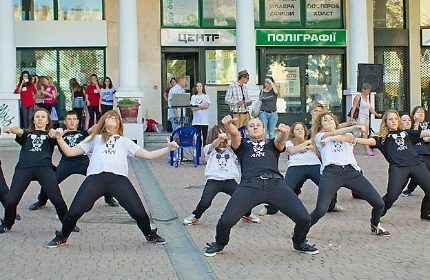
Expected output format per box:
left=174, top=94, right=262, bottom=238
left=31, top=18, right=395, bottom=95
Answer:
left=225, top=81, right=249, bottom=113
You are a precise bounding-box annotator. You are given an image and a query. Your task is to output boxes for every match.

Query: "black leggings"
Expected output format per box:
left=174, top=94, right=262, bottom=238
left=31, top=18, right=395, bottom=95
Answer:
left=20, top=105, right=34, bottom=128
left=383, top=162, right=430, bottom=216
left=36, top=159, right=113, bottom=204
left=310, top=165, right=384, bottom=227
left=404, top=154, right=430, bottom=194
left=101, top=104, right=113, bottom=116
left=215, top=178, right=311, bottom=246
left=88, top=106, right=101, bottom=128
left=265, top=164, right=337, bottom=214
left=3, top=167, right=68, bottom=227
left=193, top=125, right=208, bottom=154
left=0, top=163, right=9, bottom=208
left=40, top=103, right=53, bottom=114
left=61, top=172, right=152, bottom=237
left=192, top=179, right=251, bottom=219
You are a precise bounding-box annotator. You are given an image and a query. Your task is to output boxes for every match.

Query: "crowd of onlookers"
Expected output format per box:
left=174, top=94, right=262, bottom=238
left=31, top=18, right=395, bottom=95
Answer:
left=14, top=72, right=116, bottom=130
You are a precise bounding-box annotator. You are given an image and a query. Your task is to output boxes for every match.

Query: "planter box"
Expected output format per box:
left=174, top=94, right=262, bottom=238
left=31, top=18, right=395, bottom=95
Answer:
left=118, top=104, right=140, bottom=123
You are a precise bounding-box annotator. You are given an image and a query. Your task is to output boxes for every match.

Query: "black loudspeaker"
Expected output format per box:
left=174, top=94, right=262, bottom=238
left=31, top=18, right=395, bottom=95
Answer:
left=357, top=64, right=383, bottom=93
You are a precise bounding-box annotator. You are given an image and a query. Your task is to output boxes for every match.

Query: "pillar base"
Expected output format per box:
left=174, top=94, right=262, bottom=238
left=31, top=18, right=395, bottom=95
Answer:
left=0, top=94, right=20, bottom=141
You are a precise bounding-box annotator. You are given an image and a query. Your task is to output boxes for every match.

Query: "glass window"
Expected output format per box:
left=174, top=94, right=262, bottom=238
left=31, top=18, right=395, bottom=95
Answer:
left=162, top=0, right=199, bottom=27
left=305, top=0, right=343, bottom=28
left=374, top=0, right=404, bottom=28
left=264, top=0, right=301, bottom=27
left=14, top=0, right=54, bottom=21
left=58, top=0, right=103, bottom=20
left=421, top=49, right=430, bottom=110
left=202, top=0, right=260, bottom=27
left=421, top=0, right=430, bottom=27
left=205, top=50, right=237, bottom=84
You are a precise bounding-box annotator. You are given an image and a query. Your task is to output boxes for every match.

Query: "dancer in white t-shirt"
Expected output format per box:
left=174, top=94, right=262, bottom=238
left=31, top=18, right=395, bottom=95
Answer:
left=46, top=110, right=179, bottom=248
left=183, top=125, right=260, bottom=225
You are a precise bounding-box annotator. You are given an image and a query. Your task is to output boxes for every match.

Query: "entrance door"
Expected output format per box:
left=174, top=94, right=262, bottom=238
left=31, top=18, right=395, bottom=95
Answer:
left=162, top=53, right=198, bottom=130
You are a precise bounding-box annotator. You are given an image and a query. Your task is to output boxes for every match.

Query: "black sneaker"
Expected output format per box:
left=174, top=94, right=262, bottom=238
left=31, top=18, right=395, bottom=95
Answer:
left=105, top=197, right=119, bottom=207
left=292, top=240, right=319, bottom=255
left=421, top=213, right=430, bottom=221
left=47, top=230, right=68, bottom=248
left=29, top=201, right=46, bottom=211
left=401, top=189, right=414, bottom=197
left=204, top=242, right=224, bottom=257
left=15, top=214, right=21, bottom=221
left=72, top=225, right=80, bottom=233
left=0, top=220, right=11, bottom=234
left=145, top=229, right=166, bottom=244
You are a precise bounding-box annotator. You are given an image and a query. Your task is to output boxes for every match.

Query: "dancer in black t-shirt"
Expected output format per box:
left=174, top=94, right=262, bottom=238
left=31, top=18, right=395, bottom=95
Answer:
left=0, top=108, right=68, bottom=234
left=28, top=110, right=119, bottom=211
left=356, top=109, right=430, bottom=221
left=204, top=116, right=318, bottom=257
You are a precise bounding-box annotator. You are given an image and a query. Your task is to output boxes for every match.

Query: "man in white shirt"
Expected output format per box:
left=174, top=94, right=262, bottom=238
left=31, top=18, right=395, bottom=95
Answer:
left=168, top=75, right=187, bottom=132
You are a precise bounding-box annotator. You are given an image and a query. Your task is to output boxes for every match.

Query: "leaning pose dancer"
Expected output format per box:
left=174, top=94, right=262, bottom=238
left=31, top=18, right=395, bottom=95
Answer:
left=183, top=125, right=260, bottom=225
left=28, top=110, right=119, bottom=211
left=309, top=112, right=390, bottom=236
left=204, top=116, right=318, bottom=257
left=356, top=109, right=430, bottom=221
left=0, top=108, right=69, bottom=234
left=46, top=110, right=179, bottom=248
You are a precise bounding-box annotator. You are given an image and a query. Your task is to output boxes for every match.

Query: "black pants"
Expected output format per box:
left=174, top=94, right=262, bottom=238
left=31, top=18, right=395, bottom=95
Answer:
left=193, top=125, right=208, bottom=154
left=20, top=105, right=34, bottom=128
left=88, top=106, right=101, bottom=128
left=192, top=179, right=251, bottom=219
left=0, top=163, right=9, bottom=208
left=73, top=107, right=84, bottom=129
left=40, top=103, right=53, bottom=114
left=215, top=178, right=311, bottom=246
left=101, top=104, right=113, bottom=116
left=404, top=154, right=430, bottom=194
left=383, top=162, right=430, bottom=216
left=61, top=172, right=152, bottom=237
left=266, top=165, right=337, bottom=214
left=310, top=165, right=384, bottom=227
left=3, top=167, right=68, bottom=227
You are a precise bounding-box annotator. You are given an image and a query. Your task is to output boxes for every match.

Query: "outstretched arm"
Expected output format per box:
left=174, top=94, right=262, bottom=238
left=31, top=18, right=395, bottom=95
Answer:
left=3, top=126, right=24, bottom=137
left=287, top=140, right=312, bottom=155
left=55, top=129, right=85, bottom=157
left=274, top=123, right=290, bottom=151
left=221, top=115, right=241, bottom=150
left=134, top=138, right=178, bottom=160
left=207, top=133, right=228, bottom=155
left=355, top=137, right=376, bottom=146
left=320, top=134, right=354, bottom=146
left=321, top=125, right=366, bottom=140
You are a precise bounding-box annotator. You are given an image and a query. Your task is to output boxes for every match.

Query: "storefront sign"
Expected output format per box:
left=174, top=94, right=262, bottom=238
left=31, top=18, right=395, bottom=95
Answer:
left=306, top=0, right=342, bottom=28
left=162, top=0, right=199, bottom=27
left=256, top=29, right=346, bottom=46
left=265, top=0, right=301, bottom=26
left=283, top=67, right=301, bottom=97
left=161, top=29, right=236, bottom=46
left=422, top=29, right=430, bottom=46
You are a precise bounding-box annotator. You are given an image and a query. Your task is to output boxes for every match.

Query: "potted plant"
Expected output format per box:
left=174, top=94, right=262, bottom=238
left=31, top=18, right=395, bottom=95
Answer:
left=117, top=98, right=140, bottom=123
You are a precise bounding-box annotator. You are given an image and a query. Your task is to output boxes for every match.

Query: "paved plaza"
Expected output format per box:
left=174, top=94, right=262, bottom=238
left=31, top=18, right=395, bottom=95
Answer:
left=1, top=146, right=430, bottom=279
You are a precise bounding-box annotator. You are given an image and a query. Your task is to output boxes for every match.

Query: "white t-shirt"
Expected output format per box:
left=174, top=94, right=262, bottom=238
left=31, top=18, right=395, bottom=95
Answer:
left=168, top=84, right=186, bottom=119
left=191, top=94, right=210, bottom=126
left=203, top=145, right=239, bottom=180
left=79, top=135, right=141, bottom=177
left=314, top=132, right=360, bottom=174
left=285, top=140, right=321, bottom=167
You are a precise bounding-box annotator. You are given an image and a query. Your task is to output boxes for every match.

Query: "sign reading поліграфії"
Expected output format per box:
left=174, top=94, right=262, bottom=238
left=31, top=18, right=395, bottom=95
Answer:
left=256, top=29, right=346, bottom=46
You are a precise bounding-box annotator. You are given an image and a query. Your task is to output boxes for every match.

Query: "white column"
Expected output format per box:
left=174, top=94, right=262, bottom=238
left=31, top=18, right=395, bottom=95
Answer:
left=236, top=0, right=259, bottom=93
left=116, top=0, right=144, bottom=145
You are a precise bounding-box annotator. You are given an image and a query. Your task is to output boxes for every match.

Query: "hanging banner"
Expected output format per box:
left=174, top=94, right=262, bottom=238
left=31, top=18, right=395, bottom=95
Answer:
left=256, top=29, right=346, bottom=46
left=162, top=0, right=199, bottom=27
left=282, top=67, right=301, bottom=97
left=161, top=29, right=236, bottom=46
left=264, top=0, right=301, bottom=27
left=205, top=50, right=237, bottom=84
left=305, top=0, right=342, bottom=28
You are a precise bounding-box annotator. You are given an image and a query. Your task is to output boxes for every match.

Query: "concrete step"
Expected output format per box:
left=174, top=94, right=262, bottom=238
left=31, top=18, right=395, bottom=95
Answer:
left=144, top=131, right=172, bottom=149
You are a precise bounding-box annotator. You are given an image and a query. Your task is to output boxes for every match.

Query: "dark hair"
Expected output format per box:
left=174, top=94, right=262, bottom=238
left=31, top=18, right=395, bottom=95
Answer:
left=70, top=78, right=82, bottom=92
left=65, top=110, right=78, bottom=118
left=411, top=105, right=426, bottom=128
left=29, top=108, right=53, bottom=132
left=90, top=74, right=100, bottom=85
left=103, top=77, right=114, bottom=89
left=206, top=125, right=227, bottom=147
left=192, top=82, right=206, bottom=95
left=265, top=76, right=275, bottom=83
left=19, top=71, right=32, bottom=86
left=169, top=77, right=176, bottom=84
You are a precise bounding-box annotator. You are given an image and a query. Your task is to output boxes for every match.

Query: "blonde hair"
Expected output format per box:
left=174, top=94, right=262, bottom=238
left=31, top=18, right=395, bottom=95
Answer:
left=46, top=76, right=54, bottom=85
left=288, top=122, right=308, bottom=146
left=310, top=111, right=340, bottom=157
left=376, top=109, right=401, bottom=143
left=89, top=110, right=124, bottom=143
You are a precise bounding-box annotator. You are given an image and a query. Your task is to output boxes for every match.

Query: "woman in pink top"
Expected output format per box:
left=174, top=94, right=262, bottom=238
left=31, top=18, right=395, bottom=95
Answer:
left=14, top=71, right=37, bottom=128
left=40, top=76, right=57, bottom=115
left=349, top=83, right=382, bottom=156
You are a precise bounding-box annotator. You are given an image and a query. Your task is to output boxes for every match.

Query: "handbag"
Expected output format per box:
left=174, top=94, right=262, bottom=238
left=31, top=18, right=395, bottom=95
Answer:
left=251, top=91, right=263, bottom=118
left=74, top=97, right=84, bottom=109
left=348, top=96, right=361, bottom=119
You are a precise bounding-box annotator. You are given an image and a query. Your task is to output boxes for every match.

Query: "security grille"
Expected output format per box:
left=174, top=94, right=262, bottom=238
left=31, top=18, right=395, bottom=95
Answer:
left=16, top=48, right=105, bottom=120
left=374, top=46, right=408, bottom=113
left=217, top=91, right=231, bottom=124
left=421, top=48, right=430, bottom=111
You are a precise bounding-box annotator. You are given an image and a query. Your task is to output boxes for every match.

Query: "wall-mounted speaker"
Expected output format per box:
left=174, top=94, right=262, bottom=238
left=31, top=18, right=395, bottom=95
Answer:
left=357, top=64, right=383, bottom=93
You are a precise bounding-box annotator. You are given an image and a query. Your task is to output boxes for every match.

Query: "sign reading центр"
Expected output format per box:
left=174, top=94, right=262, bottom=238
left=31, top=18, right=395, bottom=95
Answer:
left=256, top=29, right=346, bottom=46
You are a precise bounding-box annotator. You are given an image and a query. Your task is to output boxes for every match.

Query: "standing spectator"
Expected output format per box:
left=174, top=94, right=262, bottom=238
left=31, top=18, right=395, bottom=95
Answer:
left=40, top=76, right=57, bottom=115
left=168, top=75, right=187, bottom=132
left=32, top=75, right=43, bottom=109
left=163, top=77, right=176, bottom=102
left=14, top=71, right=37, bottom=128
left=70, top=78, right=85, bottom=130
left=100, top=77, right=116, bottom=116
left=190, top=82, right=210, bottom=153
left=225, top=70, right=252, bottom=128
left=258, top=77, right=279, bottom=139
left=85, top=74, right=102, bottom=128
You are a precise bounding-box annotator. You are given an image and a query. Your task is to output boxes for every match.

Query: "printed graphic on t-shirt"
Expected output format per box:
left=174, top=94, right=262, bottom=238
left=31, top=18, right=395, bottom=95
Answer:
left=332, top=141, right=344, bottom=153
left=249, top=139, right=266, bottom=158
left=215, top=152, right=230, bottom=172
left=29, top=134, right=48, bottom=152
left=389, top=131, right=408, bottom=151
left=64, top=133, right=82, bottom=147
left=420, top=122, right=429, bottom=131
left=103, top=136, right=120, bottom=154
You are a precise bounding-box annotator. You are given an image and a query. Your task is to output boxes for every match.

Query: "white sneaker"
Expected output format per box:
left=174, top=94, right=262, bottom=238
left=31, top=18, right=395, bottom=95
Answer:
left=332, top=205, right=346, bottom=212
left=183, top=214, right=199, bottom=225
left=241, top=213, right=261, bottom=224
left=259, top=206, right=268, bottom=216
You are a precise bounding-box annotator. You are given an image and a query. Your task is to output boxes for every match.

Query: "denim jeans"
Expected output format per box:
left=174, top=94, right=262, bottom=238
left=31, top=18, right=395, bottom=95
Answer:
left=258, top=111, right=278, bottom=139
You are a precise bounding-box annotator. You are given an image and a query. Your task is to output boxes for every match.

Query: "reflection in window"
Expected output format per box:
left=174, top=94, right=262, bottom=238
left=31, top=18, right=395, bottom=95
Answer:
left=202, top=0, right=260, bottom=27
left=306, top=55, right=342, bottom=113
left=14, top=0, right=54, bottom=21
left=162, top=0, right=199, bottom=27
left=421, top=0, right=430, bottom=27
left=58, top=0, right=103, bottom=20
left=205, top=50, right=237, bottom=84
left=421, top=49, right=430, bottom=110
left=373, top=0, right=404, bottom=28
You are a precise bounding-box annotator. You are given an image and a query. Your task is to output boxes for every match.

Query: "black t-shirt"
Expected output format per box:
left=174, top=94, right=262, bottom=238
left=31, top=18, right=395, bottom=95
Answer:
left=15, top=130, right=56, bottom=169
left=60, top=130, right=90, bottom=162
left=372, top=130, right=423, bottom=167
left=74, top=88, right=84, bottom=98
left=233, top=138, right=284, bottom=180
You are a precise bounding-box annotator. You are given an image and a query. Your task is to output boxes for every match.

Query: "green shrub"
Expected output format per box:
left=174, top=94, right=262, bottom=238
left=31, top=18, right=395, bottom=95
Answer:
left=118, top=98, right=139, bottom=105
